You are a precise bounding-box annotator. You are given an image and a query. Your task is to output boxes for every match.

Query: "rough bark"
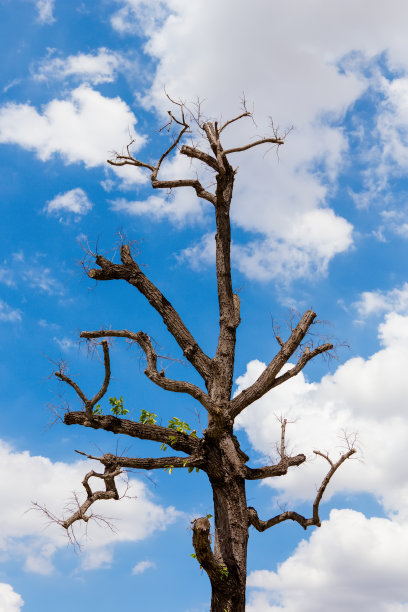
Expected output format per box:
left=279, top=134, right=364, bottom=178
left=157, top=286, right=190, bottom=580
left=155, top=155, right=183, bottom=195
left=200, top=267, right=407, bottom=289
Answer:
left=52, top=100, right=354, bottom=611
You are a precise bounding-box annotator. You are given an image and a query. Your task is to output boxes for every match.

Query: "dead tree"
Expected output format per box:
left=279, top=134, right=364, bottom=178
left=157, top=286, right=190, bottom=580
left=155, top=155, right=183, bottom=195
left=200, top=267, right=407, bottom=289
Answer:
left=53, top=101, right=355, bottom=612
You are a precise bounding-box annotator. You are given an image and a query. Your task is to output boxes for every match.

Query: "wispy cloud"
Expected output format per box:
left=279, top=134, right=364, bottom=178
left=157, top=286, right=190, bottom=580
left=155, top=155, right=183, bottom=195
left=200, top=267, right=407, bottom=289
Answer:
left=131, top=560, right=156, bottom=575
left=35, top=0, right=55, bottom=24
left=0, top=253, right=64, bottom=296
left=0, top=299, right=22, bottom=323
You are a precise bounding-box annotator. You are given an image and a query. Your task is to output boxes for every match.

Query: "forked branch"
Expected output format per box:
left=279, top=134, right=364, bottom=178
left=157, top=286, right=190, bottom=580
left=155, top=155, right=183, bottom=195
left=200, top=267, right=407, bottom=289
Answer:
left=55, top=340, right=110, bottom=417
left=88, top=244, right=213, bottom=384
left=80, top=329, right=216, bottom=413
left=245, top=418, right=306, bottom=479
left=248, top=447, right=356, bottom=531
left=230, top=311, right=333, bottom=418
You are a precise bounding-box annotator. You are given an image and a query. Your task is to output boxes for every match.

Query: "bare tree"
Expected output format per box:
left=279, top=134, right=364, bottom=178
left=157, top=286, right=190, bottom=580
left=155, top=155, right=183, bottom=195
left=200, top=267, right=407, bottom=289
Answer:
left=52, top=100, right=355, bottom=612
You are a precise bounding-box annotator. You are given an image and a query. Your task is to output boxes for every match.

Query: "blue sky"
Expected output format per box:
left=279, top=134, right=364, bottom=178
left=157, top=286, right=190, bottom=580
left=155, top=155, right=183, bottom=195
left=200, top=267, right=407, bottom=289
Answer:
left=1, top=1, right=408, bottom=610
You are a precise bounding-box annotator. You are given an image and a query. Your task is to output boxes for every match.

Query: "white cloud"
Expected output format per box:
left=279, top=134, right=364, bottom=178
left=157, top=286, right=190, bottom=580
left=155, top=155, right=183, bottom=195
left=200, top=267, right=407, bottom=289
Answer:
left=247, top=509, right=408, bottom=612
left=0, top=583, right=24, bottom=611
left=33, top=48, right=124, bottom=85
left=0, top=85, right=146, bottom=175
left=35, top=0, right=55, bottom=24
left=0, top=439, right=180, bottom=573
left=110, top=0, right=169, bottom=35
left=0, top=299, right=22, bottom=323
left=108, top=0, right=408, bottom=279
left=53, top=336, right=77, bottom=352
left=354, top=283, right=408, bottom=318
left=0, top=252, right=63, bottom=296
left=176, top=232, right=215, bottom=270
left=132, top=560, right=156, bottom=575
left=235, top=310, right=408, bottom=519
left=44, top=188, right=92, bottom=218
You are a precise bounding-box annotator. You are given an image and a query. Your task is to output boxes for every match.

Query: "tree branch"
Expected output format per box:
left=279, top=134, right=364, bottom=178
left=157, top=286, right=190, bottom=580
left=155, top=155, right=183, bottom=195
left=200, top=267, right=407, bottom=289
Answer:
left=180, top=144, right=219, bottom=172
left=75, top=450, right=205, bottom=472
left=245, top=418, right=306, bottom=479
left=151, top=178, right=216, bottom=205
left=88, top=244, right=213, bottom=385
left=192, top=517, right=228, bottom=587
left=245, top=454, right=306, bottom=479
left=80, top=329, right=216, bottom=413
left=229, top=310, right=325, bottom=418
left=224, top=136, right=284, bottom=156
left=55, top=340, right=111, bottom=417
left=61, top=462, right=121, bottom=530
left=248, top=447, right=356, bottom=531
left=64, top=411, right=200, bottom=455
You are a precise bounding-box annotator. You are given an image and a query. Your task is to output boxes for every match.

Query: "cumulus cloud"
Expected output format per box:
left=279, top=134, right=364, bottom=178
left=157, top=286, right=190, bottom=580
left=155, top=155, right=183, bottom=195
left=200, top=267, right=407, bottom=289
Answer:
left=33, top=48, right=124, bottom=85
left=354, top=282, right=408, bottom=318
left=107, top=0, right=408, bottom=278
left=232, top=306, right=408, bottom=609
left=235, top=311, right=408, bottom=512
left=0, top=299, right=22, bottom=323
left=44, top=188, right=92, bottom=219
left=0, top=583, right=24, bottom=611
left=0, top=439, right=180, bottom=573
left=247, top=509, right=408, bottom=612
left=0, top=85, right=146, bottom=176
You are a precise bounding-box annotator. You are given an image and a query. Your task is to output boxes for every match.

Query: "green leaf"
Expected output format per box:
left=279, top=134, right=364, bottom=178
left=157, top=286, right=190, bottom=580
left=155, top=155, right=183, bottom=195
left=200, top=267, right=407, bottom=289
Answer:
left=139, top=409, right=157, bottom=425
left=160, top=443, right=167, bottom=452
left=93, top=404, right=103, bottom=415
left=206, top=514, right=213, bottom=519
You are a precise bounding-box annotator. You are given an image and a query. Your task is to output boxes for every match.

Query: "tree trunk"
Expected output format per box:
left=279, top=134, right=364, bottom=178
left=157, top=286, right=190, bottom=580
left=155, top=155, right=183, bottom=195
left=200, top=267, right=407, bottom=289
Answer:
left=207, top=434, right=249, bottom=612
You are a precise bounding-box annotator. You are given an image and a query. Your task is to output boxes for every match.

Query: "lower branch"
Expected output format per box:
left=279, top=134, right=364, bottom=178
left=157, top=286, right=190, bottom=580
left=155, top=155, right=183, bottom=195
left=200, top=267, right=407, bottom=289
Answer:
left=192, top=517, right=228, bottom=586
left=245, top=454, right=306, bottom=479
left=248, top=447, right=356, bottom=531
left=76, top=450, right=206, bottom=472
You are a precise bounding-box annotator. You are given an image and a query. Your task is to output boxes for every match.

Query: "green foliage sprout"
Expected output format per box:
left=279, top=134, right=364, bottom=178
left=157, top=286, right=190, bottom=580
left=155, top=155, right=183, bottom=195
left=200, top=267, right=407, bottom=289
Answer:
left=93, top=396, right=129, bottom=417
left=139, top=409, right=157, bottom=425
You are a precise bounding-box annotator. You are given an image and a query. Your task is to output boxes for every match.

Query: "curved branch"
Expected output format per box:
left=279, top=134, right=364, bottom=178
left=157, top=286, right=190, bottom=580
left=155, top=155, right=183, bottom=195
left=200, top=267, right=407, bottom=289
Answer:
left=55, top=340, right=111, bottom=417
left=62, top=462, right=121, bottom=530
left=245, top=454, right=306, bottom=479
left=248, top=447, right=356, bottom=532
left=180, top=144, right=219, bottom=172
left=229, top=310, right=319, bottom=418
left=192, top=517, right=227, bottom=587
left=80, top=329, right=216, bottom=413
left=224, top=136, right=284, bottom=156
left=64, top=411, right=201, bottom=455
left=151, top=178, right=216, bottom=205
left=89, top=340, right=111, bottom=408
left=88, top=245, right=213, bottom=385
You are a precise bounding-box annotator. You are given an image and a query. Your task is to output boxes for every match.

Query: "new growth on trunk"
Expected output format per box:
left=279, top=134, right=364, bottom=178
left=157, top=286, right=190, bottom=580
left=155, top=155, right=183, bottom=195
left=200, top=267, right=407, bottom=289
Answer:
left=48, top=97, right=355, bottom=611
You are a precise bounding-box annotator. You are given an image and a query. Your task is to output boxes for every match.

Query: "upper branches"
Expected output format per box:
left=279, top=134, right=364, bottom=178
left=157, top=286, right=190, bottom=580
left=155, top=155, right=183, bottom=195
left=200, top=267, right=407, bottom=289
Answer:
left=88, top=244, right=213, bottom=385
left=80, top=329, right=215, bottom=413
left=229, top=311, right=333, bottom=418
